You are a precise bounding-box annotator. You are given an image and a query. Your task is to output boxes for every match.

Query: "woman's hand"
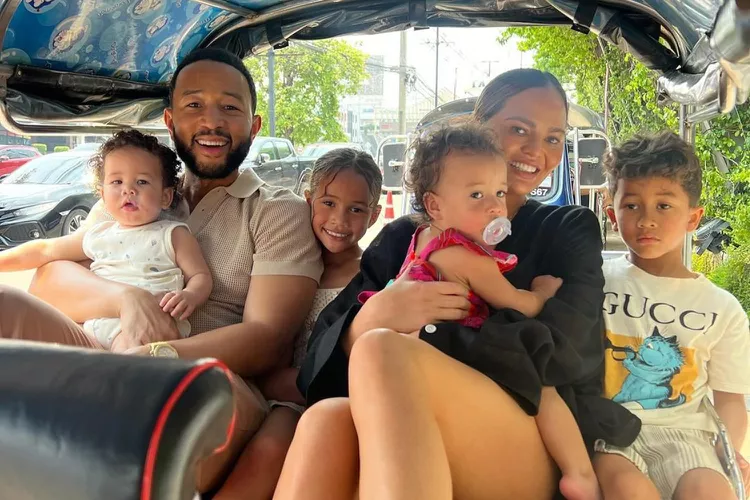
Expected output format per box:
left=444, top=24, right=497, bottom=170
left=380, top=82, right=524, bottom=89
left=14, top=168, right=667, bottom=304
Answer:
left=116, top=288, right=181, bottom=350
left=346, top=273, right=471, bottom=353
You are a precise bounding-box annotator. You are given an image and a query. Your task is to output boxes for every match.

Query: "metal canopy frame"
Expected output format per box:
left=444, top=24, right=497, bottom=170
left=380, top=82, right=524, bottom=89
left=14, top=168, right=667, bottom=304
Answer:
left=0, top=0, right=745, bottom=135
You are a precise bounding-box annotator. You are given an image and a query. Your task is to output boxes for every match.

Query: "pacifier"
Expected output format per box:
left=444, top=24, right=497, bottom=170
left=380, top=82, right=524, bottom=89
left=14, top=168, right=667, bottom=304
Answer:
left=482, top=216, right=512, bottom=245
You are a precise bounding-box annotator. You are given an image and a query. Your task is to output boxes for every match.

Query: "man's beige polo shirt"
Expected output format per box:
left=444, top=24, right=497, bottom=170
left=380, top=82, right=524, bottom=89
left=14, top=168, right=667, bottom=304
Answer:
left=186, top=169, right=321, bottom=333
left=86, top=168, right=323, bottom=335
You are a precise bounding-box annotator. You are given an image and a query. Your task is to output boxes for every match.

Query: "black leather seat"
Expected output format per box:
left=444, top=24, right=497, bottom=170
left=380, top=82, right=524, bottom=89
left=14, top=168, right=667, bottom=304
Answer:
left=0, top=341, right=235, bottom=500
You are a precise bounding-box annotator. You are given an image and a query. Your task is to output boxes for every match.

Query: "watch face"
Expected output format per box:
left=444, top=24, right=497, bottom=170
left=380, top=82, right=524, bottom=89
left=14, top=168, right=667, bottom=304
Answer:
left=153, top=344, right=178, bottom=358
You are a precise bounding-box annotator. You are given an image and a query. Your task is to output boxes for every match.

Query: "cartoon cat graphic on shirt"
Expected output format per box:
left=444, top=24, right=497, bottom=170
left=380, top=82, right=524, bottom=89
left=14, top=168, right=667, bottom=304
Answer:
left=609, top=326, right=687, bottom=410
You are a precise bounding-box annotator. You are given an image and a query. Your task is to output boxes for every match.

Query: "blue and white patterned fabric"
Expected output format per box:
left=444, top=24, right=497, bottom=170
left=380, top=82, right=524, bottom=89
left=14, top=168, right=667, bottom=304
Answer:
left=2, top=0, right=280, bottom=84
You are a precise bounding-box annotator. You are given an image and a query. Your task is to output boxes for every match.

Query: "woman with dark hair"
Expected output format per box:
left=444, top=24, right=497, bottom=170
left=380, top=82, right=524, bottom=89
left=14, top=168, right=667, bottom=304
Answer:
left=274, top=69, right=640, bottom=499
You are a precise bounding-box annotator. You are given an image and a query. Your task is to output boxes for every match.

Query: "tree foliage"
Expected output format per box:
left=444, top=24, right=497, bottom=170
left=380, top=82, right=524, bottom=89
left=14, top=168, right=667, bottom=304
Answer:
left=244, top=40, right=368, bottom=146
left=500, top=27, right=750, bottom=247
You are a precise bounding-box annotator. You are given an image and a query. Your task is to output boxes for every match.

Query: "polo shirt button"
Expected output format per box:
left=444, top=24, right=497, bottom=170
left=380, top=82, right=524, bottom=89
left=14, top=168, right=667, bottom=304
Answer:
left=424, top=324, right=437, bottom=334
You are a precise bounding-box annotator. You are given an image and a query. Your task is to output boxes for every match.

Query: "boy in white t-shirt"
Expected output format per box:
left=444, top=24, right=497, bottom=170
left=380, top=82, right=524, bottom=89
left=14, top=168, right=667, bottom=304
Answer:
left=594, top=131, right=750, bottom=499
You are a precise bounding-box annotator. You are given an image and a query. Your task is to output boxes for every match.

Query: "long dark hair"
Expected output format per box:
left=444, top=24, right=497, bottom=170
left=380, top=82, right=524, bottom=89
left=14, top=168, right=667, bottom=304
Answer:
left=472, top=69, right=568, bottom=123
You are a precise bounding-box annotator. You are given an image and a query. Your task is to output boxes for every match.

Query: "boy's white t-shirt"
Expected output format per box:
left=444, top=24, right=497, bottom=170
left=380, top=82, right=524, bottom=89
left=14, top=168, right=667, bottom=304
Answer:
left=602, top=256, right=750, bottom=432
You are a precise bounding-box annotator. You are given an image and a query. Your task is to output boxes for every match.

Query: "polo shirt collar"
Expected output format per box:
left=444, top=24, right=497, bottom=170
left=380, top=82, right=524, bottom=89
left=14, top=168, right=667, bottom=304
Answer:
left=225, top=168, right=264, bottom=199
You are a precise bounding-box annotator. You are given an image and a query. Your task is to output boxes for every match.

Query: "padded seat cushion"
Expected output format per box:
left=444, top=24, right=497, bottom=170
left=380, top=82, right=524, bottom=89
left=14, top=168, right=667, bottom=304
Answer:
left=0, top=340, right=235, bottom=500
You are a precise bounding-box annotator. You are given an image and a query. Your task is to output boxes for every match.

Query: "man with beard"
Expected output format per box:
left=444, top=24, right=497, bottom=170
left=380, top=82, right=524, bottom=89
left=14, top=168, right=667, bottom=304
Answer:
left=0, top=48, right=322, bottom=493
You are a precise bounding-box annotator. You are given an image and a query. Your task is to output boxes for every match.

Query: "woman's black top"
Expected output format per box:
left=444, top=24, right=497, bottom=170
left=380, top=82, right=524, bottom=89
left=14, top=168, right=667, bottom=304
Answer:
left=298, top=200, right=640, bottom=452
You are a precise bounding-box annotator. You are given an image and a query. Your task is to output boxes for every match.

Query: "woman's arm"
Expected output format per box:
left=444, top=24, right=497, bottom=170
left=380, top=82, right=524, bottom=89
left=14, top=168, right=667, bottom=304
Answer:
left=520, top=207, right=606, bottom=387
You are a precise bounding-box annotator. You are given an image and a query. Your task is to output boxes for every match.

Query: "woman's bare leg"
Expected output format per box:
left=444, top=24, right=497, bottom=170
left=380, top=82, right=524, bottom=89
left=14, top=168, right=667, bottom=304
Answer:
left=348, top=329, right=557, bottom=500
left=274, top=398, right=359, bottom=500
left=214, top=406, right=300, bottom=500
left=536, top=386, right=600, bottom=500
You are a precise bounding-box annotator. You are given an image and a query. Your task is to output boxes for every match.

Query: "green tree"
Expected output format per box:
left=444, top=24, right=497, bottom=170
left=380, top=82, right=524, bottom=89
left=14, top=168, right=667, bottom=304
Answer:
left=244, top=40, right=368, bottom=146
left=499, top=27, right=678, bottom=142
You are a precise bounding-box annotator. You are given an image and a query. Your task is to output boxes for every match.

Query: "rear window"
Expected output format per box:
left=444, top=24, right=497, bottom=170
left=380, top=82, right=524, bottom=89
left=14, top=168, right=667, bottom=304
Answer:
left=4, top=155, right=88, bottom=185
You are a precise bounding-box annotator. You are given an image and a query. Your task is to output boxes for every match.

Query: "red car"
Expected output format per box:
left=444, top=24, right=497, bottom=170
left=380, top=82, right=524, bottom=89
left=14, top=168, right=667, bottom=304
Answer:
left=0, top=145, right=42, bottom=179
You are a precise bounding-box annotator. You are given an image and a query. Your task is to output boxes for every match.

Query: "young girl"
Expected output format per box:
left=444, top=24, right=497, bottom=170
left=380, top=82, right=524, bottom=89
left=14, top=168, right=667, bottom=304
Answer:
left=360, top=122, right=601, bottom=500
left=214, top=148, right=382, bottom=500
left=0, top=130, right=212, bottom=352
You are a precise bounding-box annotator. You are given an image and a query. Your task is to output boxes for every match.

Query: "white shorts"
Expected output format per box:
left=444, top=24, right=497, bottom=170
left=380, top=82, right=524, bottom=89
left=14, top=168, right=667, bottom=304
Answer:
left=596, top=425, right=730, bottom=498
left=268, top=400, right=305, bottom=414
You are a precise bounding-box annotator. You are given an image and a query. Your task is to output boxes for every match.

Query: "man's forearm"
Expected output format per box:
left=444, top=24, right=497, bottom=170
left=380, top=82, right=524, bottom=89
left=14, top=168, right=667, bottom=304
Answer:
left=28, top=261, right=129, bottom=323
left=168, top=322, right=289, bottom=378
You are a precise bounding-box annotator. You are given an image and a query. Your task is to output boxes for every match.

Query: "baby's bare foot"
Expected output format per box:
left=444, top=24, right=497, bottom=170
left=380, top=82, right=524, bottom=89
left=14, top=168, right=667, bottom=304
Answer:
left=559, top=472, right=602, bottom=500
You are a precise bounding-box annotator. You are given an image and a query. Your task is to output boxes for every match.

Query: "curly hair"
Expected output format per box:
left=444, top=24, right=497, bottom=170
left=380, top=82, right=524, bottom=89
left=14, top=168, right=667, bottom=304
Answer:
left=603, top=131, right=702, bottom=207
left=406, top=122, right=501, bottom=216
left=90, top=129, right=182, bottom=208
left=309, top=148, right=382, bottom=207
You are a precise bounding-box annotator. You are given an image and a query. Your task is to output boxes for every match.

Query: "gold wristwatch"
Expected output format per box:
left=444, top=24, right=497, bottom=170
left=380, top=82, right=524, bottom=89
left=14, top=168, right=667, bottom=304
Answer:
left=148, top=342, right=179, bottom=358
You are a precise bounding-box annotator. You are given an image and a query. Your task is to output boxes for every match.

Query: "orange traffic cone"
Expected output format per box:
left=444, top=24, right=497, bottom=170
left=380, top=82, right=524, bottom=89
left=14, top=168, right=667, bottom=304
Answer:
left=384, top=190, right=395, bottom=221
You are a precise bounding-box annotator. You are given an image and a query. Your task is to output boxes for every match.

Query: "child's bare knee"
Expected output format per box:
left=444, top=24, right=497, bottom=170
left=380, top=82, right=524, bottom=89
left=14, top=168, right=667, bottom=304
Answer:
left=603, top=472, right=658, bottom=500
left=673, top=468, right=735, bottom=500
left=594, top=455, right=658, bottom=500
left=350, top=328, right=402, bottom=361
left=298, top=398, right=352, bottom=434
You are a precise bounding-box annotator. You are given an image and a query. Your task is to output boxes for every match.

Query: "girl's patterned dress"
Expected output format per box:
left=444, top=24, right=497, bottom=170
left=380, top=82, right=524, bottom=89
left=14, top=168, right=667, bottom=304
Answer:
left=359, top=226, right=518, bottom=329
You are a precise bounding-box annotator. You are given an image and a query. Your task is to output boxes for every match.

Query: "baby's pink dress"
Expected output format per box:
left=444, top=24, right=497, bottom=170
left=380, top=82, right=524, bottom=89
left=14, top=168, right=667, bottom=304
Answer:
left=358, top=226, right=518, bottom=329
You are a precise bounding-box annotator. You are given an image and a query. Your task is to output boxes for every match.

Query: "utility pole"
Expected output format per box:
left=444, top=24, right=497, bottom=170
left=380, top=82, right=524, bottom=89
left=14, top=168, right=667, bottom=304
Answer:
left=434, top=27, right=440, bottom=108
left=453, top=67, right=458, bottom=99
left=398, top=31, right=407, bottom=135
left=481, top=60, right=497, bottom=76
left=268, top=48, right=276, bottom=136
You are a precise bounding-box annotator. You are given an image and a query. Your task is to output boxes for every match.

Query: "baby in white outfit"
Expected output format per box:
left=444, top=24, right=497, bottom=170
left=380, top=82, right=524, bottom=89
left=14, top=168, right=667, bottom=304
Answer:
left=0, top=130, right=212, bottom=351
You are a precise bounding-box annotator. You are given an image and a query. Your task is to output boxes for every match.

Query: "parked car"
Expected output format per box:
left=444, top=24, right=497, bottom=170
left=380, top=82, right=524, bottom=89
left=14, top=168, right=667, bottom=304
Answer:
left=239, top=136, right=300, bottom=190
left=297, top=142, right=364, bottom=171
left=0, top=150, right=97, bottom=250
left=0, top=145, right=41, bottom=180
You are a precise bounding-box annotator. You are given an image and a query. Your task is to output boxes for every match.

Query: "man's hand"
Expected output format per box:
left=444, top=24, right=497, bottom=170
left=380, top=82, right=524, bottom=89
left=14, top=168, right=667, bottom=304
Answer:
left=123, top=345, right=150, bottom=356
left=117, top=288, right=180, bottom=350
left=160, top=290, right=200, bottom=320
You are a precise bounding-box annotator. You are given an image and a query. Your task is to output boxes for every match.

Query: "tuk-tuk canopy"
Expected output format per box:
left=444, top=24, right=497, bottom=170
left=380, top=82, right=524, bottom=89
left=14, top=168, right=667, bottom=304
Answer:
left=0, top=0, right=748, bottom=134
